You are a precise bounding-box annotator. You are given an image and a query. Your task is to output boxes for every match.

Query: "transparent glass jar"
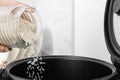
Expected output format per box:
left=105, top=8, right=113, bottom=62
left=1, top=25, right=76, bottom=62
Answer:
left=0, top=5, right=42, bottom=66
left=0, top=5, right=42, bottom=49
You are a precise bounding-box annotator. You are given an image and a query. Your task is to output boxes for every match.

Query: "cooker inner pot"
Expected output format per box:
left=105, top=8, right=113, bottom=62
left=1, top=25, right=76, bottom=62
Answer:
left=8, top=57, right=114, bottom=80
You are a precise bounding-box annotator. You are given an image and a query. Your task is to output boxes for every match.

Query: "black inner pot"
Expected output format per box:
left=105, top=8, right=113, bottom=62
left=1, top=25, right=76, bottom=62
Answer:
left=5, top=56, right=116, bottom=80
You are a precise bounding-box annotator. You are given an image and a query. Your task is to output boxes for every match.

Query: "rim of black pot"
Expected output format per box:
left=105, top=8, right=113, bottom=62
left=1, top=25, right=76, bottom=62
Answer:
left=104, top=0, right=120, bottom=59
left=5, top=56, right=117, bottom=80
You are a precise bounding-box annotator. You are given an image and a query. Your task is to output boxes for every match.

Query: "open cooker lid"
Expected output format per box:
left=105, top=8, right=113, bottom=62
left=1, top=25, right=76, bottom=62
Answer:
left=104, top=0, right=120, bottom=58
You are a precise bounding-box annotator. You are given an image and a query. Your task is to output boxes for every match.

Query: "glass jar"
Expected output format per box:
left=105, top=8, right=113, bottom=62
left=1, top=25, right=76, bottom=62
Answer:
left=0, top=5, right=42, bottom=48
left=0, top=5, right=42, bottom=66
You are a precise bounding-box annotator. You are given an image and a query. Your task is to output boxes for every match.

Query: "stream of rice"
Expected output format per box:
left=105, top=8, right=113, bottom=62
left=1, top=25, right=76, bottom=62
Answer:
left=20, top=17, right=45, bottom=80
left=26, top=57, right=45, bottom=80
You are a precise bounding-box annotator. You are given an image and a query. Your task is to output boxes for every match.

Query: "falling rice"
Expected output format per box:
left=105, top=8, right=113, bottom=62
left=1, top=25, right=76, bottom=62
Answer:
left=26, top=57, right=45, bottom=80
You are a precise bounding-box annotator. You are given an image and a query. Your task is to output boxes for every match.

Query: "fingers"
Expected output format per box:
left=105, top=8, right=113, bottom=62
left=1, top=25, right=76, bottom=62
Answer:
left=0, top=45, right=12, bottom=52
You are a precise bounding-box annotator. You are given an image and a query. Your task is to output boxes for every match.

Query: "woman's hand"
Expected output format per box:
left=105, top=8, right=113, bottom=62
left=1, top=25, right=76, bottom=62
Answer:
left=0, top=0, right=16, bottom=6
